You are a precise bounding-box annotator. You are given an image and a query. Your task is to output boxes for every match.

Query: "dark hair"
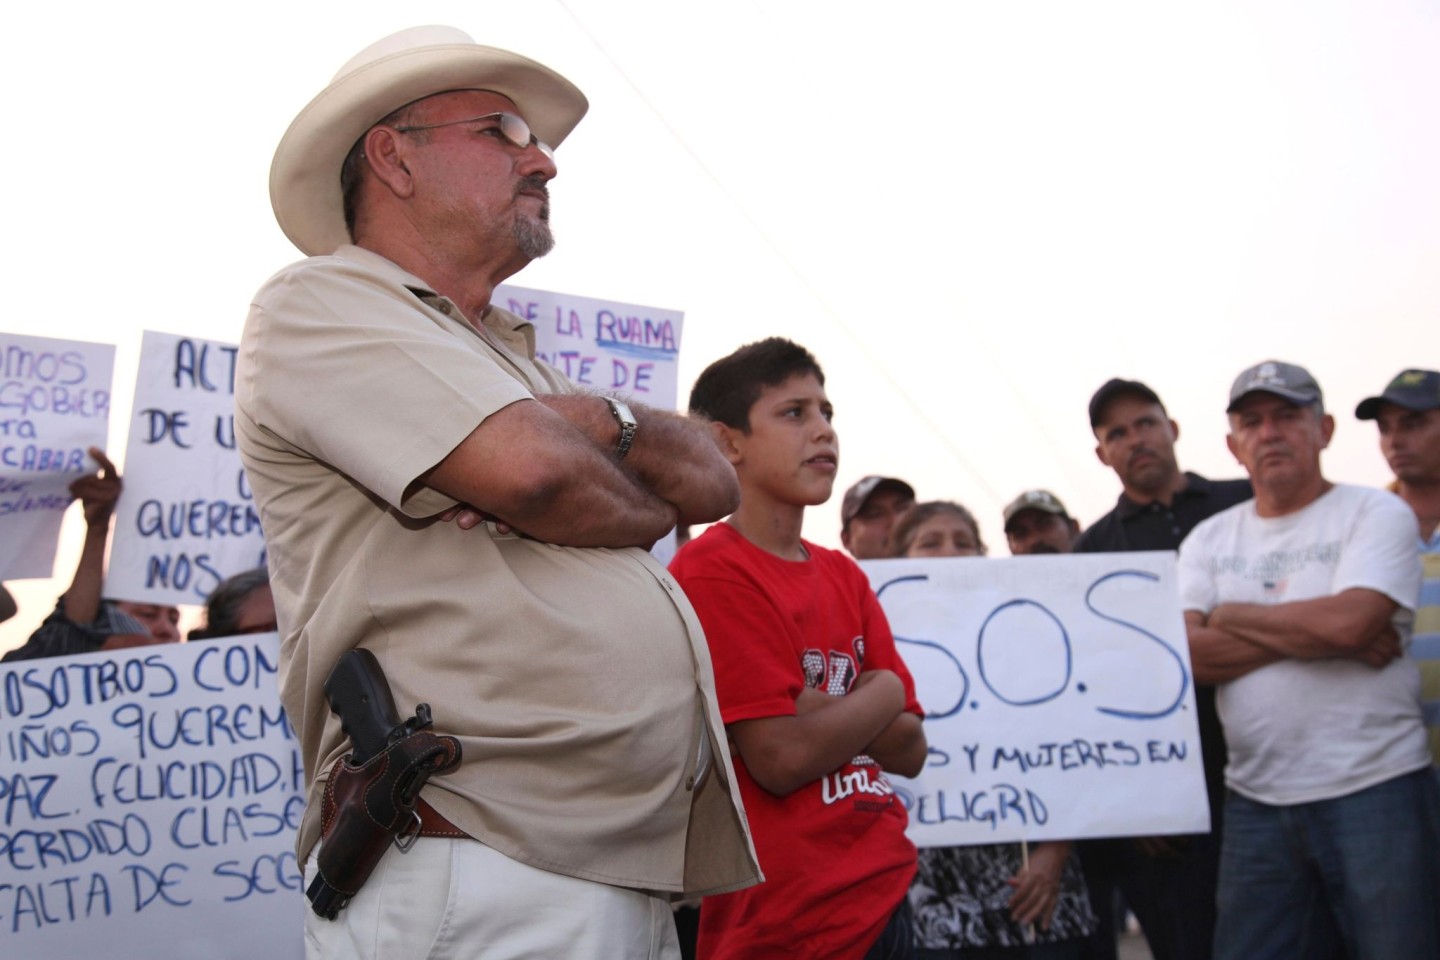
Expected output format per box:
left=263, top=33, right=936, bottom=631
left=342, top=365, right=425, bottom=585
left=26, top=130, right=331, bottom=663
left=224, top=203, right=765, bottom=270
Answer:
left=890, top=501, right=988, bottom=557
left=688, top=338, right=825, bottom=431
left=190, top=567, right=271, bottom=641
left=340, top=101, right=427, bottom=239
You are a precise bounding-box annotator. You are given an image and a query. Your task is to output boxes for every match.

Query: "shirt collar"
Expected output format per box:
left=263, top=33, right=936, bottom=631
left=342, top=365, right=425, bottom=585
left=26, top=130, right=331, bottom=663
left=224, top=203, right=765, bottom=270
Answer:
left=333, top=243, right=437, bottom=295
left=1114, top=471, right=1211, bottom=518
left=332, top=244, right=537, bottom=352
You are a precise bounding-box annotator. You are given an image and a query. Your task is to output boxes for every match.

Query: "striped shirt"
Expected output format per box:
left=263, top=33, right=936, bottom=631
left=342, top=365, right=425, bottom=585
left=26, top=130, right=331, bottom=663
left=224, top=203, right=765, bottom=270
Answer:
left=1416, top=531, right=1440, bottom=766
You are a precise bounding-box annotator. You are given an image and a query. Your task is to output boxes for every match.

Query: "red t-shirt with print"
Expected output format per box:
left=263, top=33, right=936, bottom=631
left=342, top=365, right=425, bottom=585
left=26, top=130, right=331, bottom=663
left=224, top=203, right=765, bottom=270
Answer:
left=671, top=523, right=921, bottom=960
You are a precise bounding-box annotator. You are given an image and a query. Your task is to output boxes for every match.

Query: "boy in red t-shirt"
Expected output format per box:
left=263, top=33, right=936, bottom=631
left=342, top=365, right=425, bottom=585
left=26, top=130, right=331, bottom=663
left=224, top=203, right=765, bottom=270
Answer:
left=670, top=337, right=926, bottom=960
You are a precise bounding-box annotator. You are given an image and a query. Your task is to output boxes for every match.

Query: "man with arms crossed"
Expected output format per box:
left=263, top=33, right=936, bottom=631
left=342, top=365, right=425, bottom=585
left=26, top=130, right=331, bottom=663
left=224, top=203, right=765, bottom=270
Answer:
left=238, top=27, right=758, bottom=958
left=1179, top=360, right=1440, bottom=959
left=1356, top=368, right=1440, bottom=772
left=1074, top=378, right=1250, bottom=960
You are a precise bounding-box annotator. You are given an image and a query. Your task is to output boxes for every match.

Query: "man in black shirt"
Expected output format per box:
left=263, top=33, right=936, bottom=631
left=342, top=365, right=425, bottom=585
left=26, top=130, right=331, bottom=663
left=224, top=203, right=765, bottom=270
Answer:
left=1074, top=378, right=1251, bottom=960
left=1076, top=379, right=1252, bottom=554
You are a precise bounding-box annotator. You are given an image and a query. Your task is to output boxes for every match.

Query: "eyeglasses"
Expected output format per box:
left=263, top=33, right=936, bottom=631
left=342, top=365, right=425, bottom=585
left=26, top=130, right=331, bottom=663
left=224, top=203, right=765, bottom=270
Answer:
left=392, top=112, right=554, bottom=161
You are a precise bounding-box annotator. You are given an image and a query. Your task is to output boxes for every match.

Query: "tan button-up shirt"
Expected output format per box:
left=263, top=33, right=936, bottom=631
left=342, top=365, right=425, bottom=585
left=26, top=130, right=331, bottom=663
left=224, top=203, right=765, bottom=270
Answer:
left=236, top=246, right=758, bottom=896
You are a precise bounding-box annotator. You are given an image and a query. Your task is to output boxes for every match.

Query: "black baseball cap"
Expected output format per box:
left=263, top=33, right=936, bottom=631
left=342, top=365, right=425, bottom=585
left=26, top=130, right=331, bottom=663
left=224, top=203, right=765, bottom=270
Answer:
left=1355, top=369, right=1440, bottom=420
left=1089, top=378, right=1164, bottom=428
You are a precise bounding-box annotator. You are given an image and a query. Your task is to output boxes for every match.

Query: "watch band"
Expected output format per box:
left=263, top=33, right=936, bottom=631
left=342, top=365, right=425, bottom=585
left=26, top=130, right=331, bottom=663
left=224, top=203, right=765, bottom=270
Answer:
left=605, top=396, right=637, bottom=460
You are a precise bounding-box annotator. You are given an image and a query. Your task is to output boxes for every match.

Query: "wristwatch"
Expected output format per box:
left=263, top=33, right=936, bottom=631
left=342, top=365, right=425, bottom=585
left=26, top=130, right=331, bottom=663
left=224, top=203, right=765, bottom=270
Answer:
left=605, top=396, right=637, bottom=460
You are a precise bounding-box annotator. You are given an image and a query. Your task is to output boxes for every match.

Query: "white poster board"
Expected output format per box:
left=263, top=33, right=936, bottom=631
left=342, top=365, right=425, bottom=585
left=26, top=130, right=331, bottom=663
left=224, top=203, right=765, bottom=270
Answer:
left=497, top=283, right=683, bottom=408
left=0, top=334, right=114, bottom=581
left=0, top=634, right=303, bottom=958
left=864, top=551, right=1210, bottom=846
left=105, top=332, right=265, bottom=605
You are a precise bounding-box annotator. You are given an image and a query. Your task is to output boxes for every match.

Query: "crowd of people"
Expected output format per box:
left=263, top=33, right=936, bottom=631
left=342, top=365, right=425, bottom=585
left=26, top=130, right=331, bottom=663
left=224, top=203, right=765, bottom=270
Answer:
left=2, top=22, right=1436, bottom=960
left=824, top=364, right=1440, bottom=960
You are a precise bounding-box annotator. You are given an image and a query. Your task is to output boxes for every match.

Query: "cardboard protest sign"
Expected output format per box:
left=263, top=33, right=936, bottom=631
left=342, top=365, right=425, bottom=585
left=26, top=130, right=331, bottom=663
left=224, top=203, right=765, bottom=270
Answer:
left=0, top=634, right=303, bottom=959
left=864, top=551, right=1210, bottom=846
left=105, top=332, right=265, bottom=606
left=498, top=283, right=683, bottom=406
left=0, top=335, right=115, bottom=581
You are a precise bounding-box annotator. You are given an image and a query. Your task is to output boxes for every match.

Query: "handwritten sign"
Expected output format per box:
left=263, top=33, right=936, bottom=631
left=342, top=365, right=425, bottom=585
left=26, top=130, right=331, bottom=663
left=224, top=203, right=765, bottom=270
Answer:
left=498, top=283, right=683, bottom=404
left=0, top=634, right=303, bottom=958
left=863, top=551, right=1210, bottom=846
left=0, top=334, right=114, bottom=581
left=106, top=332, right=265, bottom=606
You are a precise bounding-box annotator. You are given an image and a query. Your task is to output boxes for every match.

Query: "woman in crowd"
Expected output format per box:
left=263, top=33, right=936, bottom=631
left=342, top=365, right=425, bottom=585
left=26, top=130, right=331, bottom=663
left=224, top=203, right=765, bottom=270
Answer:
left=189, top=567, right=276, bottom=640
left=893, top=501, right=1096, bottom=959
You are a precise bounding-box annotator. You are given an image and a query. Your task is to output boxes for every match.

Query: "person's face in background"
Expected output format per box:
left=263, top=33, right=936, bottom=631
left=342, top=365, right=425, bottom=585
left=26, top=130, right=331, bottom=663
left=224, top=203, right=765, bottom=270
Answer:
left=231, top=585, right=278, bottom=635
left=843, top=488, right=914, bottom=559
left=1005, top=511, right=1077, bottom=555
left=904, top=512, right=983, bottom=558
left=115, top=601, right=181, bottom=643
left=1375, top=403, right=1440, bottom=486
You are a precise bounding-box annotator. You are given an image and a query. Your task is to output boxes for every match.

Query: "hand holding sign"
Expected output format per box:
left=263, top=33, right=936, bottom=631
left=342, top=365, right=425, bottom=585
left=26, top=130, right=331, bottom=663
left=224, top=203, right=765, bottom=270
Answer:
left=1006, top=839, right=1069, bottom=929
left=70, top=448, right=121, bottom=527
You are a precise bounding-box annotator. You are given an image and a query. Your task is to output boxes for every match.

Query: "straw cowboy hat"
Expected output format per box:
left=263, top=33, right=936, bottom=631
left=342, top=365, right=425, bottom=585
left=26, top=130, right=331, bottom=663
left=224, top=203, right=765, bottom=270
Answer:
left=270, top=25, right=589, bottom=257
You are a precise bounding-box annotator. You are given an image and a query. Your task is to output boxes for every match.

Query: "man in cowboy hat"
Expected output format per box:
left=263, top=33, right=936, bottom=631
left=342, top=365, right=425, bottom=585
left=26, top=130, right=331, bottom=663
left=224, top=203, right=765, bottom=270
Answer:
left=237, top=26, right=758, bottom=958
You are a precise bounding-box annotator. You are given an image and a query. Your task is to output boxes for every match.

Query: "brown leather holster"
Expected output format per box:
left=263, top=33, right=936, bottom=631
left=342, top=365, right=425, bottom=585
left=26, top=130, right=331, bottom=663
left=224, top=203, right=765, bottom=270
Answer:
left=307, top=729, right=462, bottom=919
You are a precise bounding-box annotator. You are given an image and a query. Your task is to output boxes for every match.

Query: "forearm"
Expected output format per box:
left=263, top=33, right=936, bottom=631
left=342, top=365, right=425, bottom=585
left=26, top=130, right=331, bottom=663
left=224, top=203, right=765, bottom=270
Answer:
left=60, top=524, right=111, bottom=624
left=1210, top=590, right=1397, bottom=660
left=538, top=395, right=739, bottom=524
left=1033, top=840, right=1071, bottom=863
left=732, top=674, right=906, bottom=796
left=863, top=711, right=927, bottom=777
left=423, top=399, right=676, bottom=547
left=1187, top=617, right=1284, bottom=684
left=624, top=405, right=739, bottom=524
left=501, top=453, right=676, bottom=548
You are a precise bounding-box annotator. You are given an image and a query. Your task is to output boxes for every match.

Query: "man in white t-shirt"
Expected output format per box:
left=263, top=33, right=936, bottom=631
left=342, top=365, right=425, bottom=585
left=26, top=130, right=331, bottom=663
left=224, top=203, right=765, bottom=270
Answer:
left=1178, top=360, right=1440, bottom=960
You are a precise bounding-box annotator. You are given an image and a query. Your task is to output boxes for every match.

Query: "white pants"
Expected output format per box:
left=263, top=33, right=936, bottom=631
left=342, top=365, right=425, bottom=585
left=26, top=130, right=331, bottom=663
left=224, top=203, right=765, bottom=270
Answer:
left=304, top=838, right=681, bottom=960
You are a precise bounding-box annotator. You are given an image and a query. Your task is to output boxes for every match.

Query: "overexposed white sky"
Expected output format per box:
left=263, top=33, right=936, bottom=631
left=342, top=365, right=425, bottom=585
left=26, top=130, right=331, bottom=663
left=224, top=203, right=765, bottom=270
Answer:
left=3, top=0, right=1438, bottom=649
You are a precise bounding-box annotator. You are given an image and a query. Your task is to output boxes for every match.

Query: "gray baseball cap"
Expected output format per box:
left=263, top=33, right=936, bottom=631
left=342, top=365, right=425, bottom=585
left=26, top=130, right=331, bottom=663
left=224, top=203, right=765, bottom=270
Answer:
left=1355, top=369, right=1440, bottom=420
left=1226, top=360, right=1323, bottom=413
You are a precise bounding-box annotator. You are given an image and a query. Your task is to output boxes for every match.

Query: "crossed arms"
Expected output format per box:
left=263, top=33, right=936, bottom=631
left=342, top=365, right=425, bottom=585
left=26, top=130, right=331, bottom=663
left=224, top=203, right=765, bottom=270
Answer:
left=1186, top=588, right=1403, bottom=684
left=729, top=671, right=928, bottom=797
left=423, top=393, right=738, bottom=547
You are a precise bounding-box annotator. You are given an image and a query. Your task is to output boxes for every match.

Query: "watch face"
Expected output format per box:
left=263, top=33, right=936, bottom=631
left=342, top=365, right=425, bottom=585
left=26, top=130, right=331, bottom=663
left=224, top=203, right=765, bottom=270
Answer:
left=608, top=398, right=637, bottom=459
left=609, top=397, right=636, bottom=427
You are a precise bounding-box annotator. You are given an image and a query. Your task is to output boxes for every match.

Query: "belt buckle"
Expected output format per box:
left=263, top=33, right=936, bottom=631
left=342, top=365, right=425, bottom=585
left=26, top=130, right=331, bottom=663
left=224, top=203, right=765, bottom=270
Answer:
left=393, top=808, right=423, bottom=852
